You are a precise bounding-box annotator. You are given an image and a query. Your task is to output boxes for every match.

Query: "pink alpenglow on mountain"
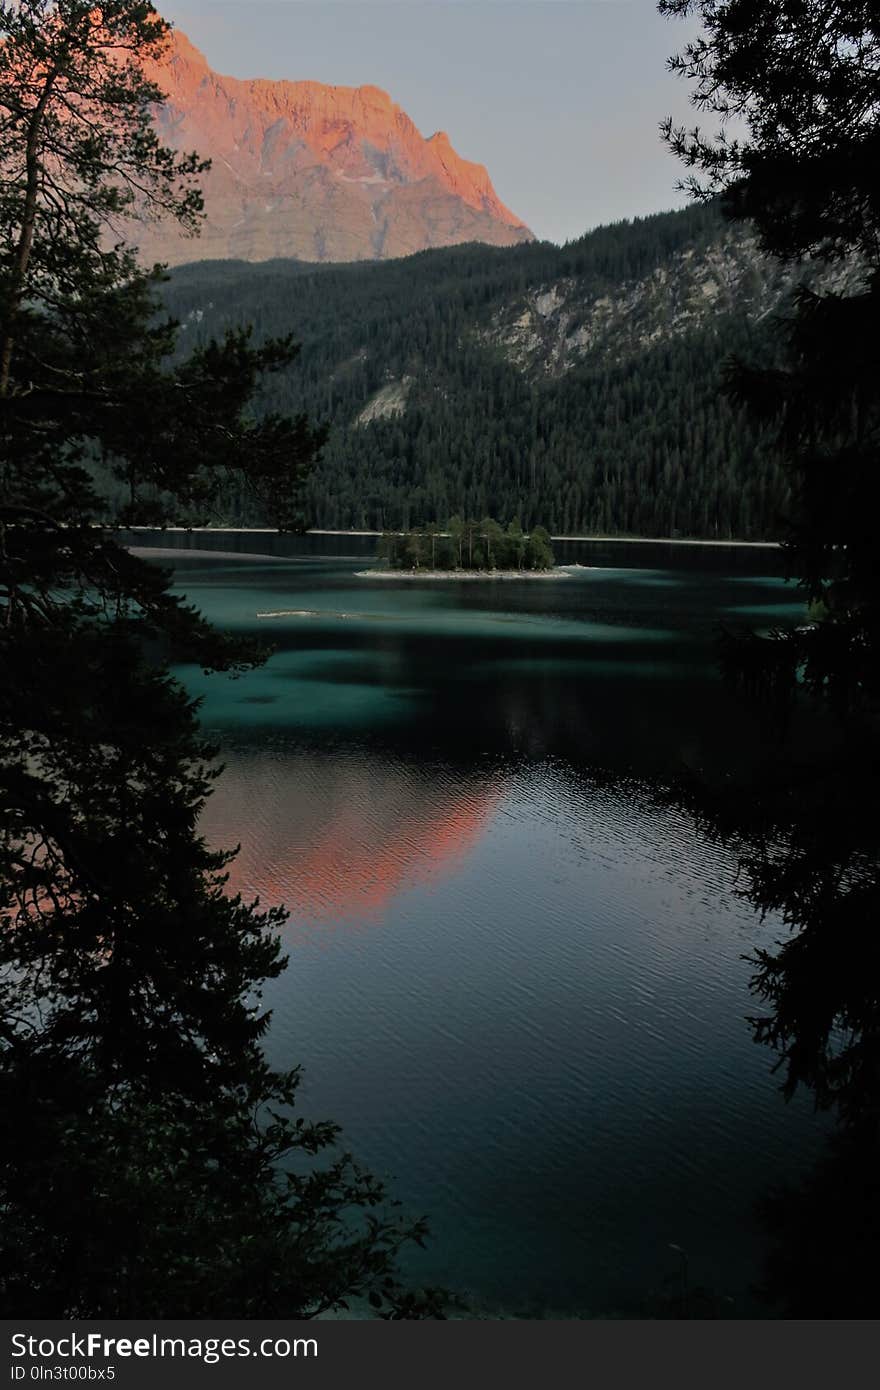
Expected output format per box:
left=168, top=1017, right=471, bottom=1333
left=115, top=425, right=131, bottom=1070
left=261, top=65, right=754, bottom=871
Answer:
left=137, top=30, right=534, bottom=265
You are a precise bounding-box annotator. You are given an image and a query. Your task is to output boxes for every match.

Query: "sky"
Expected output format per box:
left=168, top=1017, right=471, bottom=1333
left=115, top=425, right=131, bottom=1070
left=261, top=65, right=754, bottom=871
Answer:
left=158, top=1, right=704, bottom=246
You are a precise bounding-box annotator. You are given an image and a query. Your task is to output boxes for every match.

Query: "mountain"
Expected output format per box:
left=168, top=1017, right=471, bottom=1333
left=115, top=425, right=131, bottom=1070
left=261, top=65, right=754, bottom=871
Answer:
left=150, top=204, right=857, bottom=540
left=136, top=30, right=533, bottom=265
left=151, top=204, right=776, bottom=539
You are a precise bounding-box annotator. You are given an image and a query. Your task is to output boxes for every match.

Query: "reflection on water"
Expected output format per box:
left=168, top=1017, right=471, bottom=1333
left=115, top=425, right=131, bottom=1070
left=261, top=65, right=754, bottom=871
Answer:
left=203, top=753, right=501, bottom=926
left=140, top=536, right=828, bottom=1316
left=202, top=744, right=826, bottom=1316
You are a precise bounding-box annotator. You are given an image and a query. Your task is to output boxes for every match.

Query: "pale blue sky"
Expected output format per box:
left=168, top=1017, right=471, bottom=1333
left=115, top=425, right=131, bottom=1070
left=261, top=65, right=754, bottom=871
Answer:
left=158, top=1, right=703, bottom=245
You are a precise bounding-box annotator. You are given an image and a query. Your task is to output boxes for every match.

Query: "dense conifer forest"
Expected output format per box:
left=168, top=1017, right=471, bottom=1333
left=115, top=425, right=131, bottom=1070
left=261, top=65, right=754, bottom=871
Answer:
left=156, top=203, right=794, bottom=540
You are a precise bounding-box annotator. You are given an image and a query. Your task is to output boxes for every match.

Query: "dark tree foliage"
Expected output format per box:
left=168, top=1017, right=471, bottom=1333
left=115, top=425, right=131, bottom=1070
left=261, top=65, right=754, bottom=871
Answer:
left=377, top=518, right=554, bottom=572
left=661, top=0, right=880, bottom=266
left=662, top=2, right=880, bottom=700
left=661, top=4, right=880, bottom=1302
left=0, top=2, right=439, bottom=1318
left=756, top=1127, right=880, bottom=1316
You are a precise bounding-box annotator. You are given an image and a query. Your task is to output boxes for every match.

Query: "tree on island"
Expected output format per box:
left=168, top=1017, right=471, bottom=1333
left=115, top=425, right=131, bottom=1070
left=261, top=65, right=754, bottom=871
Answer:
left=662, top=0, right=880, bottom=1313
left=0, top=0, right=441, bottom=1317
left=378, top=517, right=555, bottom=571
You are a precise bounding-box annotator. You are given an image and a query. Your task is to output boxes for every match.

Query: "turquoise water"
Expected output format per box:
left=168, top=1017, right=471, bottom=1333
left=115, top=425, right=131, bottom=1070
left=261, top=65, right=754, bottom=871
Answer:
left=138, top=536, right=825, bottom=1316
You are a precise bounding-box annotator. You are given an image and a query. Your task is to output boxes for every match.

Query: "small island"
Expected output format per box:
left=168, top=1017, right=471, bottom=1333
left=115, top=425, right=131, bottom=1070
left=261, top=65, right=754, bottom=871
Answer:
left=357, top=516, right=567, bottom=579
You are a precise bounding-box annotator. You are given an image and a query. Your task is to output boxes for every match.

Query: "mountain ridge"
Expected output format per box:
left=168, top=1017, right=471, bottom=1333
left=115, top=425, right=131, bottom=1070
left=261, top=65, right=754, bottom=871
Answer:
left=135, top=29, right=533, bottom=265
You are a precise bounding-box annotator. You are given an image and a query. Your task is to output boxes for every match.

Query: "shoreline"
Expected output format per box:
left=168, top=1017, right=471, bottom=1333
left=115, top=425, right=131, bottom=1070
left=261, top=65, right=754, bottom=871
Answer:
left=120, top=526, right=781, bottom=550
left=548, top=534, right=780, bottom=549
left=354, top=568, right=569, bottom=581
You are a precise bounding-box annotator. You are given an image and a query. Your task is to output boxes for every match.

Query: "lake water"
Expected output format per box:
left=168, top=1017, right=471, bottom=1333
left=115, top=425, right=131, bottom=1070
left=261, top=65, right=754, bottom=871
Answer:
left=132, top=533, right=827, bottom=1317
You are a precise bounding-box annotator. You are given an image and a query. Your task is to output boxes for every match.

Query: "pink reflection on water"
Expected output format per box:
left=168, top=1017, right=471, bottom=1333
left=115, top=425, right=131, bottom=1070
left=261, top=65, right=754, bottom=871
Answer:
left=201, top=753, right=502, bottom=934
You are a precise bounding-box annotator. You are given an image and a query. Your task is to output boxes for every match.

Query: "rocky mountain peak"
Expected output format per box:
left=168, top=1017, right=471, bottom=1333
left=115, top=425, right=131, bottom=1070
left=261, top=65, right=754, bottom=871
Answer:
left=134, top=28, right=533, bottom=265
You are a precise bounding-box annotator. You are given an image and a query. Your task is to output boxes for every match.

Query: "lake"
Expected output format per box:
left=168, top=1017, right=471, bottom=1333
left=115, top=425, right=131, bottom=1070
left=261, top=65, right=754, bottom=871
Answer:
left=131, top=532, right=827, bottom=1317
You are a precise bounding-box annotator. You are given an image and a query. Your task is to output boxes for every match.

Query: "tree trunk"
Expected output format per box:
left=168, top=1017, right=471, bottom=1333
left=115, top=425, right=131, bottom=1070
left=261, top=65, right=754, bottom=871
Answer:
left=1, top=63, right=61, bottom=399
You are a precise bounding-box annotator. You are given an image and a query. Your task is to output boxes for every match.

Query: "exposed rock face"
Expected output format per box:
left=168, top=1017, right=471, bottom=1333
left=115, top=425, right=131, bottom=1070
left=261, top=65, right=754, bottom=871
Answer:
left=481, top=229, right=866, bottom=376
left=136, top=30, right=533, bottom=265
left=356, top=378, right=412, bottom=425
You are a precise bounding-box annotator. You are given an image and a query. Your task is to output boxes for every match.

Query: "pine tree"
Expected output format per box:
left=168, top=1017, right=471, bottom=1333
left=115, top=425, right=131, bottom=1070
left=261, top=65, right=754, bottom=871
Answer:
left=662, top=0, right=880, bottom=1126
left=0, top=1, right=440, bottom=1317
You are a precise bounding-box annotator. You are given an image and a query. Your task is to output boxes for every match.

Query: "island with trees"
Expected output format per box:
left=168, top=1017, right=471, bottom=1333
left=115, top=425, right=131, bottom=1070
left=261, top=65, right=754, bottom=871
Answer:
left=360, top=516, right=565, bottom=578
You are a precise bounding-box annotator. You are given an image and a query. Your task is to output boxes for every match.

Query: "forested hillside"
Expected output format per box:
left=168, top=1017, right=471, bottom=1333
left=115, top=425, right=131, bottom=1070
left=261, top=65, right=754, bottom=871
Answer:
left=157, top=203, right=848, bottom=538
